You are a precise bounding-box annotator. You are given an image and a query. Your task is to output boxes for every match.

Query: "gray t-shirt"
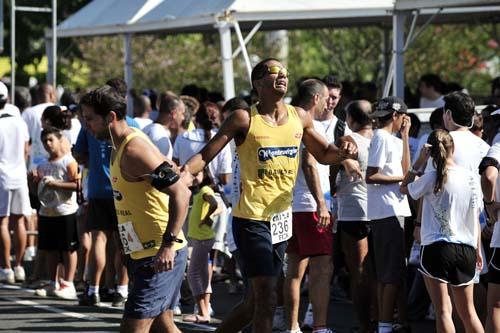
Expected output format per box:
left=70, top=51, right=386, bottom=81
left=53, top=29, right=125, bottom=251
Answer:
left=336, top=132, right=370, bottom=221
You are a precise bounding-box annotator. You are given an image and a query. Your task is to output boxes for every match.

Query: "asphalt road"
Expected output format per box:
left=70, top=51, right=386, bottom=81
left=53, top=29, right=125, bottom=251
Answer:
left=0, top=280, right=435, bottom=332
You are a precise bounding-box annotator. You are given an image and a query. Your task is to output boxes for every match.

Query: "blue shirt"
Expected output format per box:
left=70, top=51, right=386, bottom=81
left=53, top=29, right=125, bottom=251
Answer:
left=74, top=116, right=139, bottom=199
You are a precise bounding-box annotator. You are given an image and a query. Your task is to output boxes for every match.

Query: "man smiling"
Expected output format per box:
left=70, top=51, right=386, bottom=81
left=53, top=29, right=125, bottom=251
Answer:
left=184, top=58, right=357, bottom=332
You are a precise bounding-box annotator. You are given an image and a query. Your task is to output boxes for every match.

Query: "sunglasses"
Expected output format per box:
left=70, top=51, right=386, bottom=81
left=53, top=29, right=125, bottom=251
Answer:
left=255, top=66, right=289, bottom=79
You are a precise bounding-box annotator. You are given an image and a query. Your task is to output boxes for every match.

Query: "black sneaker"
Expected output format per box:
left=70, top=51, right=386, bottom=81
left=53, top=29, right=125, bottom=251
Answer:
left=111, top=292, right=126, bottom=307
left=100, top=289, right=114, bottom=302
left=78, top=293, right=100, bottom=306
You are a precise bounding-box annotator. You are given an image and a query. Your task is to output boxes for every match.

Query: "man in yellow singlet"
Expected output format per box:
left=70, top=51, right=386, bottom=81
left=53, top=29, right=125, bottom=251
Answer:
left=184, top=58, right=357, bottom=333
left=81, top=86, right=192, bottom=333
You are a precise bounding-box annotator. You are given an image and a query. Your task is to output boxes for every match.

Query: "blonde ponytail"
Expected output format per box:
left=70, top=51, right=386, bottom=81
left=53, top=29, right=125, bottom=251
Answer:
left=428, top=129, right=454, bottom=194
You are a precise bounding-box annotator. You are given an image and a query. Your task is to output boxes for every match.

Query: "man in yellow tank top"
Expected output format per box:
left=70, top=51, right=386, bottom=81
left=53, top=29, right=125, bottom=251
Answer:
left=81, top=86, right=192, bottom=333
left=184, top=58, right=357, bottom=333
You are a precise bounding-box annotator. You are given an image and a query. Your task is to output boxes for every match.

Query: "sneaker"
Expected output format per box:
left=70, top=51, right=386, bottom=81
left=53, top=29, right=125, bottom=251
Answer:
left=301, top=303, right=314, bottom=331
left=0, top=269, right=15, bottom=284
left=272, top=307, right=286, bottom=331
left=35, top=284, right=58, bottom=297
left=173, top=305, right=182, bottom=316
left=78, top=292, right=101, bottom=306
left=14, top=266, right=26, bottom=282
left=100, top=289, right=114, bottom=302
left=53, top=283, right=77, bottom=300
left=111, top=292, right=126, bottom=307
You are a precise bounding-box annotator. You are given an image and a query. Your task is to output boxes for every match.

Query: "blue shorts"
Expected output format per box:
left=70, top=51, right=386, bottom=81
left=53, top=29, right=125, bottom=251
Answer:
left=124, top=246, right=188, bottom=319
left=232, top=217, right=287, bottom=278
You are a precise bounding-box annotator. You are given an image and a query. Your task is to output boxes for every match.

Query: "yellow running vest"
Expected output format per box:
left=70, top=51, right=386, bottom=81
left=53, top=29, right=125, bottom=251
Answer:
left=110, top=128, right=186, bottom=260
left=233, top=104, right=303, bottom=221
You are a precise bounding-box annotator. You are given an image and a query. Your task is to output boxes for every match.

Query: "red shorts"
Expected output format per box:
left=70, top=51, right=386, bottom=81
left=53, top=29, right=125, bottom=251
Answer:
left=286, top=212, right=333, bottom=256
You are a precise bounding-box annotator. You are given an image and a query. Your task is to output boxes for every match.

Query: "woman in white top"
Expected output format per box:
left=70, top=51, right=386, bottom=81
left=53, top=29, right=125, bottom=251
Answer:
left=401, top=129, right=484, bottom=333
left=336, top=100, right=374, bottom=333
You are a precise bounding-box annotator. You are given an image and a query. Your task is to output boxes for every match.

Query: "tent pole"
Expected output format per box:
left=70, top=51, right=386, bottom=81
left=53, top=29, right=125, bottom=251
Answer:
left=218, top=22, right=235, bottom=100
left=124, top=33, right=134, bottom=116
left=232, top=21, right=262, bottom=58
left=51, top=0, right=57, bottom=87
left=393, top=11, right=406, bottom=98
left=10, top=0, right=15, bottom=103
left=232, top=20, right=252, bottom=84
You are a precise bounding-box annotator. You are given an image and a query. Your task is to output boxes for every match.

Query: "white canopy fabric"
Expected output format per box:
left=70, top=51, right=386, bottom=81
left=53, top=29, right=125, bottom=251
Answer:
left=55, top=0, right=500, bottom=99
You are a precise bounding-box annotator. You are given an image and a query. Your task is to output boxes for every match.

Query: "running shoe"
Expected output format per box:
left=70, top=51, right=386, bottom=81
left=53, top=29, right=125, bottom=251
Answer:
left=78, top=292, right=100, bottom=306
left=53, top=283, right=77, bottom=300
left=111, top=292, right=126, bottom=307
left=14, top=266, right=26, bottom=282
left=173, top=305, right=182, bottom=316
left=35, top=284, right=57, bottom=297
left=0, top=269, right=15, bottom=284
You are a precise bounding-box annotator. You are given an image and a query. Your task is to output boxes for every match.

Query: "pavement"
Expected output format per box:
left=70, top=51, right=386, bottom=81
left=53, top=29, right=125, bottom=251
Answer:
left=0, top=278, right=436, bottom=333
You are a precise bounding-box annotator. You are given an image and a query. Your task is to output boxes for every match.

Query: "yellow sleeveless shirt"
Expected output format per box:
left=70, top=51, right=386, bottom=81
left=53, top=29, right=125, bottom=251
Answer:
left=110, top=128, right=186, bottom=260
left=233, top=104, right=303, bottom=221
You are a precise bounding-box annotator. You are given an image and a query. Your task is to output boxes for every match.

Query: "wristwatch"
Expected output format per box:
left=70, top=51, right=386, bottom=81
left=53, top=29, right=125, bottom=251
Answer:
left=162, top=232, right=183, bottom=245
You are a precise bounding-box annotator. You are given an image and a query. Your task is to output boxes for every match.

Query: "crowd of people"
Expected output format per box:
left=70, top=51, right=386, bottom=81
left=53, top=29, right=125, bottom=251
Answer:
left=0, top=59, right=500, bottom=333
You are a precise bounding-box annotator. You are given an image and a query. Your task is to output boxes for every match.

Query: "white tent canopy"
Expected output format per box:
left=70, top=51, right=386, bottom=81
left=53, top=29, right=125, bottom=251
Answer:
left=54, top=0, right=500, bottom=99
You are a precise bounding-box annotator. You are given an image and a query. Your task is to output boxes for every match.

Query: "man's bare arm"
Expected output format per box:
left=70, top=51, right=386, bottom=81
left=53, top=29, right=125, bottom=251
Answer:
left=184, top=109, right=249, bottom=175
left=298, top=107, right=356, bottom=165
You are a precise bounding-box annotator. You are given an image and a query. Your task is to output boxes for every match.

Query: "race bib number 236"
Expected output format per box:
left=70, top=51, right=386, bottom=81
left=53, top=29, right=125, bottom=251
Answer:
left=270, top=208, right=293, bottom=244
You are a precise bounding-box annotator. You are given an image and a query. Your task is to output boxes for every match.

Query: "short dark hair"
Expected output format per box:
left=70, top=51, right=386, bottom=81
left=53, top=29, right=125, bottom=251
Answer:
left=294, top=79, right=327, bottom=107
left=429, top=107, right=445, bottom=130
left=158, top=92, right=182, bottom=115
left=419, top=74, right=444, bottom=93
left=41, top=126, right=63, bottom=140
left=105, top=78, right=127, bottom=98
left=323, top=75, right=342, bottom=91
left=222, top=97, right=249, bottom=114
left=251, top=57, right=280, bottom=89
left=80, top=85, right=127, bottom=120
left=444, top=91, right=475, bottom=127
left=42, top=105, right=72, bottom=130
left=14, top=86, right=31, bottom=111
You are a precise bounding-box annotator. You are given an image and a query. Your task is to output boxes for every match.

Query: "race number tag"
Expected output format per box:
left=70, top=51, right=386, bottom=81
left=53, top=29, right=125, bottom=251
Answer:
left=270, top=208, right=293, bottom=244
left=118, top=221, right=144, bottom=254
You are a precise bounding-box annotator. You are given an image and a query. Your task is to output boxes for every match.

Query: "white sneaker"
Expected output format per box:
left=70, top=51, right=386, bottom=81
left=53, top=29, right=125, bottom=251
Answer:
left=35, top=284, right=58, bottom=297
left=173, top=305, right=182, bottom=316
left=14, top=266, right=25, bottom=282
left=0, top=269, right=15, bottom=284
left=23, top=246, right=36, bottom=262
left=272, top=306, right=286, bottom=331
left=301, top=303, right=314, bottom=330
left=53, top=283, right=77, bottom=300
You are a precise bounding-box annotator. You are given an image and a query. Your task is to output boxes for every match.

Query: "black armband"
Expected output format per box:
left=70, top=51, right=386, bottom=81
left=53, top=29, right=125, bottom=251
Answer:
left=478, top=157, right=500, bottom=175
left=151, top=162, right=180, bottom=190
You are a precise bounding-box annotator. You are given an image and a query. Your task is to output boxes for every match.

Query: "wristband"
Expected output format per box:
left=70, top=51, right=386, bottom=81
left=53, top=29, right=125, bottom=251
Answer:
left=484, top=200, right=494, bottom=206
left=162, top=232, right=183, bottom=245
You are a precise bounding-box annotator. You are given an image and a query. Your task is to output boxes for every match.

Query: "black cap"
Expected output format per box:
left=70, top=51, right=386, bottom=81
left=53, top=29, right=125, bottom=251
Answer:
left=371, top=96, right=408, bottom=118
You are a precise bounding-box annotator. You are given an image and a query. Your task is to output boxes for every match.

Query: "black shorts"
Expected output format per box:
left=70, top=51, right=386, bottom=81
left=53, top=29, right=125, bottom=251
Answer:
left=232, top=216, right=287, bottom=278
left=488, top=247, right=500, bottom=285
left=38, top=213, right=79, bottom=251
left=419, top=241, right=477, bottom=286
left=371, top=216, right=406, bottom=285
left=338, top=220, right=370, bottom=241
left=87, top=198, right=118, bottom=231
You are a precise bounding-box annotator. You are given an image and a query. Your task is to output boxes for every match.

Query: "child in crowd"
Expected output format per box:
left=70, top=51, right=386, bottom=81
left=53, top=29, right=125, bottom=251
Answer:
left=33, top=127, right=80, bottom=299
left=184, top=168, right=221, bottom=323
left=401, top=129, right=484, bottom=333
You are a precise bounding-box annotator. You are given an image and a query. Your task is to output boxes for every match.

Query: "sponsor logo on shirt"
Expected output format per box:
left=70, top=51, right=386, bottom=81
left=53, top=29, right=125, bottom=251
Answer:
left=258, top=146, right=298, bottom=162
left=113, top=190, right=123, bottom=201
left=258, top=168, right=294, bottom=179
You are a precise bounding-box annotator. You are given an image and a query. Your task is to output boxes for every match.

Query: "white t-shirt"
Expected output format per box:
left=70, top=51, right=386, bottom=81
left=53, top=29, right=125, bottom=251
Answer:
left=134, top=117, right=153, bottom=130
left=336, top=132, right=370, bottom=221
left=408, top=166, right=480, bottom=248
left=0, top=112, right=29, bottom=189
left=419, top=96, right=444, bottom=109
left=142, top=123, right=173, bottom=159
left=69, top=118, right=82, bottom=146
left=4, top=104, right=21, bottom=117
left=367, top=129, right=411, bottom=220
left=173, top=128, right=232, bottom=184
left=293, top=121, right=330, bottom=212
left=320, top=116, right=351, bottom=145
left=485, top=143, right=500, bottom=248
left=22, top=102, right=53, bottom=170
left=37, top=154, right=79, bottom=217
